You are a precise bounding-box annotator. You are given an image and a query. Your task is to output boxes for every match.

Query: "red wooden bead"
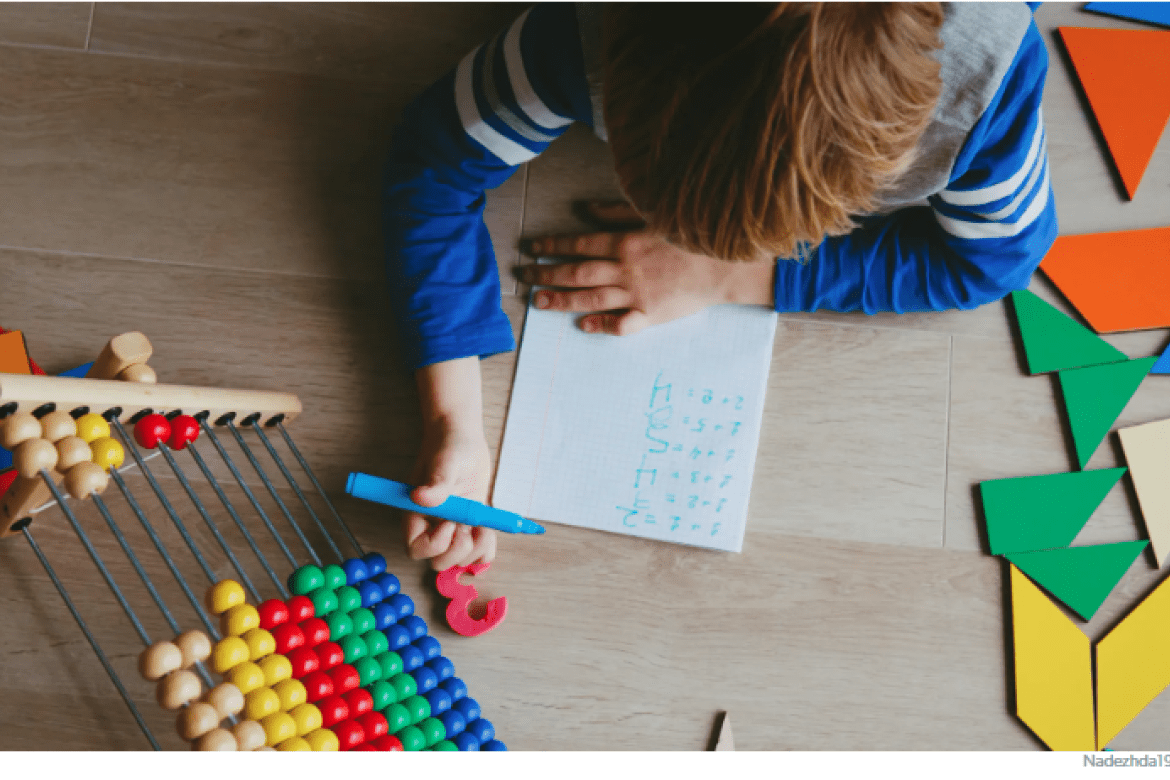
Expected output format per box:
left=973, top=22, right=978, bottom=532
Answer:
left=286, top=595, right=315, bottom=623
left=356, top=712, right=389, bottom=741
left=314, top=642, right=344, bottom=671
left=370, top=735, right=404, bottom=752
left=133, top=414, right=171, bottom=450
left=328, top=664, right=361, bottom=696
left=342, top=689, right=374, bottom=719
left=272, top=623, right=305, bottom=655
left=301, top=670, right=334, bottom=703
left=286, top=646, right=319, bottom=678
left=299, top=618, right=330, bottom=648
left=257, top=599, right=290, bottom=631
left=351, top=744, right=376, bottom=752
left=333, top=719, right=366, bottom=751
left=317, top=695, right=349, bottom=729
left=168, top=415, right=200, bottom=450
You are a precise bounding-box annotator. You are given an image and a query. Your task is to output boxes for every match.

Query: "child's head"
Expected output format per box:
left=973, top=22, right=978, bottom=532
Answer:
left=603, top=3, right=944, bottom=261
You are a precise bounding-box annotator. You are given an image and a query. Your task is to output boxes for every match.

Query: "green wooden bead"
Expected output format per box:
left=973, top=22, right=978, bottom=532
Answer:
left=339, top=634, right=368, bottom=664
left=336, top=586, right=362, bottom=615
left=397, top=725, right=426, bottom=752
left=306, top=588, right=338, bottom=618
left=325, top=611, right=353, bottom=641
left=288, top=565, right=324, bottom=597
left=350, top=607, right=375, bottom=635
left=368, top=680, right=397, bottom=711
left=377, top=651, right=403, bottom=680
left=402, top=694, right=430, bottom=725
left=388, top=673, right=416, bottom=702
left=322, top=564, right=347, bottom=591
left=432, top=740, right=458, bottom=752
left=382, top=703, right=411, bottom=733
left=354, top=656, right=382, bottom=687
left=419, top=717, right=446, bottom=747
left=363, top=631, right=389, bottom=658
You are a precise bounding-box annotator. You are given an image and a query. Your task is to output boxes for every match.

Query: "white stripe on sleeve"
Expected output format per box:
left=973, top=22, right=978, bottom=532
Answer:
left=504, top=10, right=573, bottom=131
left=972, top=133, right=1047, bottom=221
left=933, top=159, right=1050, bottom=240
left=938, top=108, right=1045, bottom=208
left=454, top=47, right=537, bottom=167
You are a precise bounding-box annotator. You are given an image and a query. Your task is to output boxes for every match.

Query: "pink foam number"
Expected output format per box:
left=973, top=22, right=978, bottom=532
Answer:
left=435, top=563, right=507, bottom=637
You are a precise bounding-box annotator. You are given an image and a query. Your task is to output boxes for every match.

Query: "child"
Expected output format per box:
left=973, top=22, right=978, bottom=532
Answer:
left=383, top=3, right=1056, bottom=569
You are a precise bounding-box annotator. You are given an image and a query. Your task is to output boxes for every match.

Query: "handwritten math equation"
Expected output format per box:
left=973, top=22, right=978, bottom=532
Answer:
left=615, top=371, right=746, bottom=539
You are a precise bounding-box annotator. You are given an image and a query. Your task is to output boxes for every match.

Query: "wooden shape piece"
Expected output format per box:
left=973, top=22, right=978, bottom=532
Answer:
left=1040, top=227, right=1170, bottom=334
left=85, top=331, right=152, bottom=380
left=980, top=468, right=1126, bottom=555
left=1058, top=27, right=1170, bottom=199
left=1096, top=570, right=1170, bottom=748
left=0, top=331, right=31, bottom=375
left=1009, top=291, right=1126, bottom=374
left=1084, top=3, right=1170, bottom=31
left=1059, top=357, right=1156, bottom=469
left=1118, top=418, right=1170, bottom=565
left=1005, top=541, right=1147, bottom=621
left=714, top=712, right=735, bottom=751
left=1010, top=565, right=1096, bottom=751
left=1154, top=343, right=1170, bottom=375
left=435, top=563, right=507, bottom=637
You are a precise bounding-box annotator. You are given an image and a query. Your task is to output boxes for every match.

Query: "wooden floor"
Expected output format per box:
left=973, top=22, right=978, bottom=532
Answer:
left=1, top=2, right=1168, bottom=751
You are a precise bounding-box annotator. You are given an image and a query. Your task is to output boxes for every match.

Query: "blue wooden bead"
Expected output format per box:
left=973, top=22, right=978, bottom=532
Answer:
left=387, top=593, right=414, bottom=620
left=384, top=624, right=411, bottom=651
left=398, top=644, right=425, bottom=673
left=373, top=572, right=400, bottom=597
left=439, top=677, right=467, bottom=702
left=437, top=708, right=464, bottom=737
left=426, top=656, right=455, bottom=681
left=481, top=740, right=506, bottom=751
left=413, top=636, right=441, bottom=661
left=424, top=688, right=452, bottom=716
left=466, top=718, right=494, bottom=744
left=400, top=615, right=427, bottom=640
left=362, top=553, right=387, bottom=577
left=372, top=602, right=398, bottom=631
left=342, top=558, right=370, bottom=585
left=453, top=697, right=479, bottom=723
left=452, top=732, right=480, bottom=751
left=411, top=666, right=438, bottom=694
left=358, top=581, right=383, bottom=608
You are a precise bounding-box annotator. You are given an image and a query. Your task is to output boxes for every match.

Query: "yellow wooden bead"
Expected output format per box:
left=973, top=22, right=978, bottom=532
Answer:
left=205, top=683, right=245, bottom=718
left=74, top=413, right=111, bottom=444
left=139, top=641, right=183, bottom=681
left=220, top=604, right=260, bottom=637
left=89, top=437, right=125, bottom=470
left=177, top=702, right=221, bottom=741
left=276, top=736, right=311, bottom=751
left=55, top=436, right=92, bottom=472
left=288, top=703, right=322, bottom=737
left=211, top=636, right=250, bottom=674
left=273, top=678, right=307, bottom=711
left=260, top=712, right=297, bottom=747
left=242, top=628, right=276, bottom=661
left=244, top=687, right=281, bottom=721
left=156, top=670, right=202, bottom=710
left=0, top=411, right=41, bottom=449
left=14, top=438, right=57, bottom=478
left=303, top=728, right=339, bottom=752
left=206, top=580, right=245, bottom=615
left=193, top=728, right=237, bottom=751
left=226, top=661, right=266, bottom=694
left=174, top=630, right=212, bottom=669
left=258, top=654, right=292, bottom=687
left=233, top=720, right=267, bottom=751
left=64, top=461, right=109, bottom=499
left=39, top=410, right=76, bottom=443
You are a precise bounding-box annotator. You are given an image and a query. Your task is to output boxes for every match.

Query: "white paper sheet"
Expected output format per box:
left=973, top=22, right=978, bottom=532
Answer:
left=493, top=296, right=777, bottom=553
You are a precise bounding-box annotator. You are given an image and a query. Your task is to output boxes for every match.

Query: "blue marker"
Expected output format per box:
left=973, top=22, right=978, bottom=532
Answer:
left=346, top=472, right=545, bottom=535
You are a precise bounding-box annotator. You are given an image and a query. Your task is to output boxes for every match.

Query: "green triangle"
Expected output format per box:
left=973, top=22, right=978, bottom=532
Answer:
left=1010, top=290, right=1127, bottom=374
left=1059, top=357, right=1156, bottom=469
left=1006, top=541, right=1148, bottom=621
left=980, top=468, right=1127, bottom=555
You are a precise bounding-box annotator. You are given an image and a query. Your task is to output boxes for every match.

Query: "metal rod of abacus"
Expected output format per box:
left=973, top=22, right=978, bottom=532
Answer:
left=197, top=418, right=300, bottom=572
left=152, top=440, right=262, bottom=604
left=109, top=419, right=219, bottom=585
left=275, top=421, right=364, bottom=557
left=107, top=468, right=219, bottom=639
left=20, top=526, right=161, bottom=751
left=249, top=423, right=343, bottom=562
left=220, top=418, right=322, bottom=568
left=184, top=441, right=290, bottom=599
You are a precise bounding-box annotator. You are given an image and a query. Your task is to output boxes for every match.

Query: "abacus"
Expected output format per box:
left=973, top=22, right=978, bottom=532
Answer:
left=0, top=332, right=505, bottom=752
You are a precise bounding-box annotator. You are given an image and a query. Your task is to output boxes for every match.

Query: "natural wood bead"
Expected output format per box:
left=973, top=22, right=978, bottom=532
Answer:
left=54, top=436, right=92, bottom=472
left=139, top=641, right=184, bottom=681
left=118, top=363, right=157, bottom=384
left=193, top=728, right=238, bottom=752
left=156, top=670, right=202, bottom=710
left=64, top=461, right=109, bottom=499
left=177, top=702, right=221, bottom=741
left=39, top=410, right=77, bottom=443
left=0, top=411, right=41, bottom=449
left=175, top=630, right=212, bottom=669
left=232, top=720, right=267, bottom=751
left=14, top=438, right=57, bottom=479
left=205, top=683, right=245, bottom=718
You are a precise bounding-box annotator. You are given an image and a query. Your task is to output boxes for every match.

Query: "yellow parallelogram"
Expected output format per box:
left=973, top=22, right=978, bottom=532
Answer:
left=1011, top=565, right=1095, bottom=750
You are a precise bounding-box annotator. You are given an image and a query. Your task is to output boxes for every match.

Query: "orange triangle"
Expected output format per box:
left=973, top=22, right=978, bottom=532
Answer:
left=1040, top=226, right=1170, bottom=333
left=1058, top=27, right=1170, bottom=199
left=0, top=331, right=31, bottom=374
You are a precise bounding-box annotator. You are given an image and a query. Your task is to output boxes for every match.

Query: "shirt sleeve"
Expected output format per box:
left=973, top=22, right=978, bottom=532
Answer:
left=772, top=19, right=1057, bottom=315
left=383, top=4, right=594, bottom=370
